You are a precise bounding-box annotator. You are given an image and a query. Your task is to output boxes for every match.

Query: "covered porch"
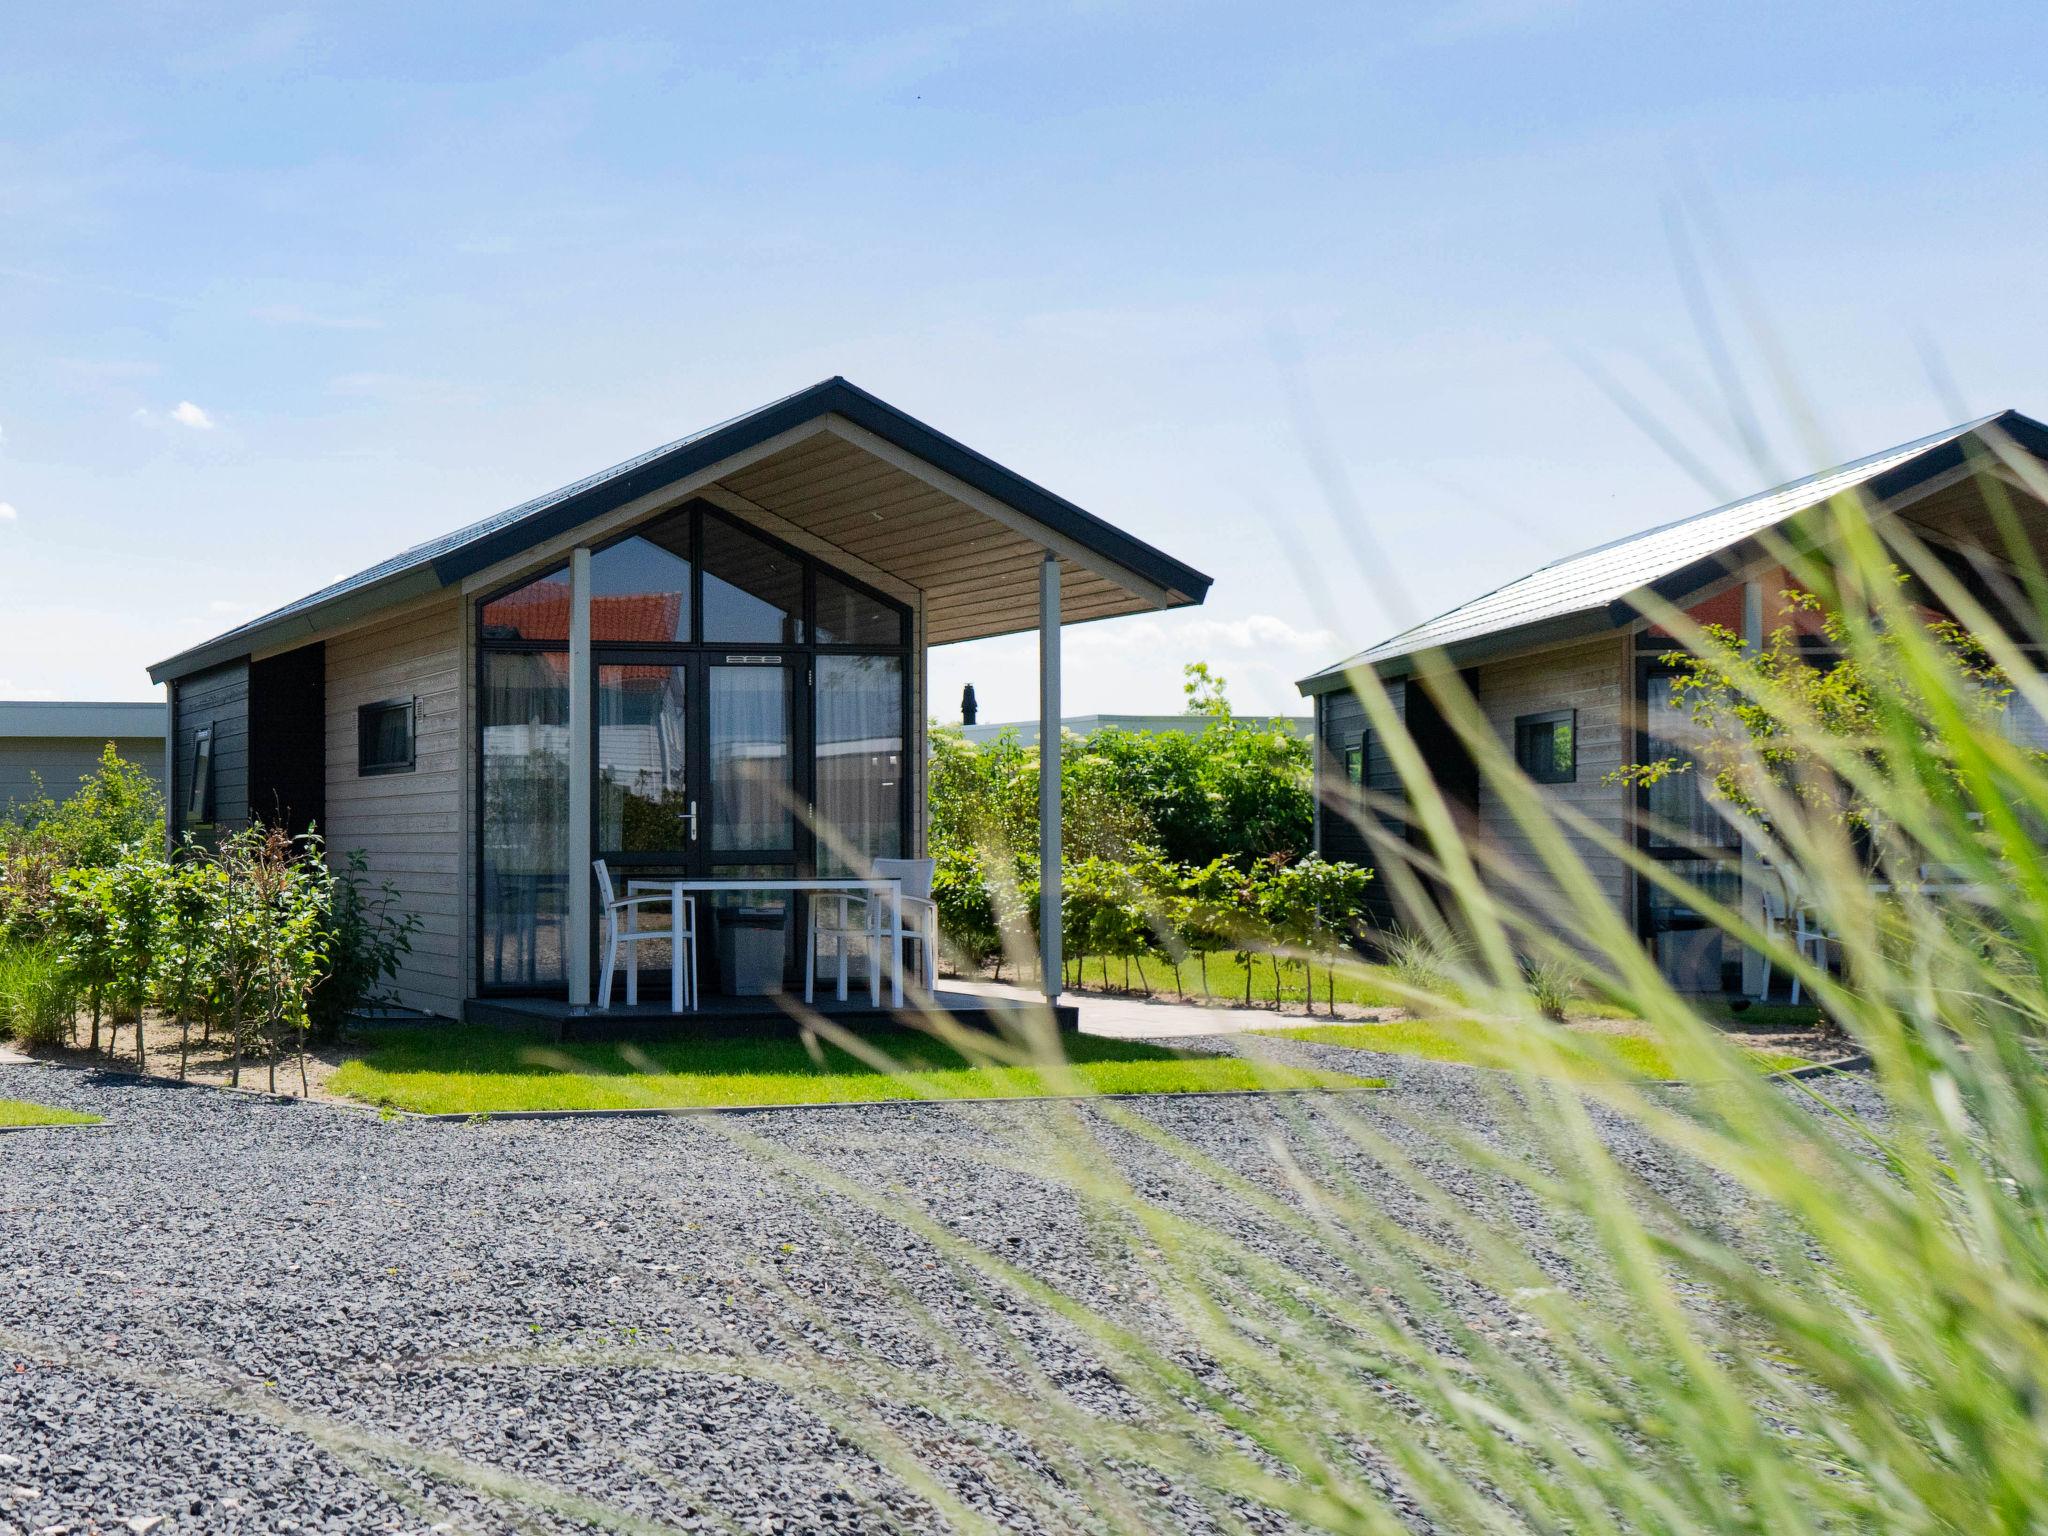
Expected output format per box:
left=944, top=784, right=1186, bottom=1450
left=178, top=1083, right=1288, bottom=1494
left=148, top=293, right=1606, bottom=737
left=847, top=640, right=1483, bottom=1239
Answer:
left=461, top=380, right=1210, bottom=1026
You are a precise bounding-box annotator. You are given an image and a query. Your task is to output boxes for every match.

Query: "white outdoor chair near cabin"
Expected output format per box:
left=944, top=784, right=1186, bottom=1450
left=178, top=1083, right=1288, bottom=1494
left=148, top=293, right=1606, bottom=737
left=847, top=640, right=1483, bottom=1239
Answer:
left=807, top=889, right=880, bottom=1006
left=873, top=857, right=941, bottom=993
left=594, top=859, right=698, bottom=1012
left=805, top=858, right=940, bottom=1004
left=1757, top=884, right=1830, bottom=1005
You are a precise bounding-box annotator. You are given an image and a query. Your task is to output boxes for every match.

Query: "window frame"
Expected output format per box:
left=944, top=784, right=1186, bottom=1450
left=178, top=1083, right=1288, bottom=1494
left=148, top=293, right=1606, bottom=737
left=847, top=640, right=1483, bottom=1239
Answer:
left=357, top=697, right=419, bottom=777
left=1514, top=708, right=1577, bottom=785
left=187, top=725, right=214, bottom=824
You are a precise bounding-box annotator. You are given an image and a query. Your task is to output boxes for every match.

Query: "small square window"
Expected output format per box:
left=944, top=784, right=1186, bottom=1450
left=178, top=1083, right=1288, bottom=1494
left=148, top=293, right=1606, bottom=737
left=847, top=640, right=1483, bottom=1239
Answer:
left=187, top=726, right=214, bottom=823
left=1343, top=745, right=1364, bottom=785
left=358, top=698, right=417, bottom=776
left=1515, top=709, right=1576, bottom=784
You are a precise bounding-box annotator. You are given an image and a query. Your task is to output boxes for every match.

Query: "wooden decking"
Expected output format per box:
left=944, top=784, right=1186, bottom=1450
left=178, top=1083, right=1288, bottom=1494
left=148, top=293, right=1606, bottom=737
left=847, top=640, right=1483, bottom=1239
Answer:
left=465, top=988, right=1078, bottom=1042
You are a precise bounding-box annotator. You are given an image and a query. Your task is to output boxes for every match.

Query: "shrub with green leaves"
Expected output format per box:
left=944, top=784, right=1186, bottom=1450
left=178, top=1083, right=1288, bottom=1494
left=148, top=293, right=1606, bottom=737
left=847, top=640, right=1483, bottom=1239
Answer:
left=309, top=846, right=420, bottom=1040
left=2, top=743, right=164, bottom=873
left=207, top=825, right=333, bottom=1092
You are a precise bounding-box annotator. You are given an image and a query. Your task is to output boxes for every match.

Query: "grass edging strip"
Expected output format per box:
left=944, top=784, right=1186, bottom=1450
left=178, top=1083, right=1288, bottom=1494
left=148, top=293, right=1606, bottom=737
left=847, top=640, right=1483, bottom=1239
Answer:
left=382, top=1082, right=1390, bottom=1124
left=0, top=1120, right=108, bottom=1134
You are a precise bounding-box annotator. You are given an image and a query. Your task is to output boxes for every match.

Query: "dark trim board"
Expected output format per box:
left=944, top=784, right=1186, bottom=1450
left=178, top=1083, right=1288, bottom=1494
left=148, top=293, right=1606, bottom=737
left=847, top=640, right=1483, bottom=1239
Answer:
left=465, top=990, right=1081, bottom=1042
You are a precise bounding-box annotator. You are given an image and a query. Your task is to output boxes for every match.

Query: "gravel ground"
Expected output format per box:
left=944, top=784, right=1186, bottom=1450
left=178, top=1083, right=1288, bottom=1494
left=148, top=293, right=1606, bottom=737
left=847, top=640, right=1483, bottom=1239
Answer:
left=0, top=1047, right=1883, bottom=1535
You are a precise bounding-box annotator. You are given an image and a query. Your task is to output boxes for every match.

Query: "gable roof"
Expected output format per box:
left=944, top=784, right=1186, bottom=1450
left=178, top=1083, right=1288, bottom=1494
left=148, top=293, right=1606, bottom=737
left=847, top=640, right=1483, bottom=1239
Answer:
left=1298, top=409, right=2048, bottom=693
left=149, top=377, right=1212, bottom=683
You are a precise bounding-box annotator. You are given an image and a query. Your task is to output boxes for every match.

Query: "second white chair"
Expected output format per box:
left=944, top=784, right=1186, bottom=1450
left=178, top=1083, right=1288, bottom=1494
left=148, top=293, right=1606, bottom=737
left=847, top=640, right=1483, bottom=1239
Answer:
left=803, top=857, right=941, bottom=1006
left=1758, top=885, right=1829, bottom=1005
left=594, top=859, right=698, bottom=1012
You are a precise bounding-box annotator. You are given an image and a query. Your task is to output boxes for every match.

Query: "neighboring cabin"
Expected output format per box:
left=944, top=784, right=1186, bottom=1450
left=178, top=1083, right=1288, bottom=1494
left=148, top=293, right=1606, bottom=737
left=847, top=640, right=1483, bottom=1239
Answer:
left=0, top=701, right=165, bottom=813
left=1299, top=410, right=2048, bottom=994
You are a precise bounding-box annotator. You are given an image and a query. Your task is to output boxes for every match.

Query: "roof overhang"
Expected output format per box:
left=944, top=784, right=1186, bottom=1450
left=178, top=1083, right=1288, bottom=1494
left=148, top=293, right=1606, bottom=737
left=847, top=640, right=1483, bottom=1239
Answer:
left=149, top=378, right=1211, bottom=683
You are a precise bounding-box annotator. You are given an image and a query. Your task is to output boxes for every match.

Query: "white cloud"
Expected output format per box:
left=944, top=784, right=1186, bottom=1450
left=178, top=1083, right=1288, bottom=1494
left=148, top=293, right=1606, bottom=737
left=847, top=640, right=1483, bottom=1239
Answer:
left=170, top=400, right=214, bottom=430
left=0, top=502, right=16, bottom=521
left=1066, top=611, right=1335, bottom=656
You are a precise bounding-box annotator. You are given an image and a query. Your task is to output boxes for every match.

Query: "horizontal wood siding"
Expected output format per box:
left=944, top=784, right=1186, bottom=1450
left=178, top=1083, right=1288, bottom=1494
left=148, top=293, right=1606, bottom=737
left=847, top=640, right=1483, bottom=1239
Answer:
left=0, top=738, right=161, bottom=814
left=1473, top=636, right=1630, bottom=922
left=324, top=596, right=465, bottom=1019
left=171, top=660, right=250, bottom=844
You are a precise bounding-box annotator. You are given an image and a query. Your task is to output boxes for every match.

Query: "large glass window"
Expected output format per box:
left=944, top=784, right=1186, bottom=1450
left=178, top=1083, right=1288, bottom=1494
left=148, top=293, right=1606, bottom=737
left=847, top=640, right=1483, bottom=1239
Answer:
left=815, top=654, right=904, bottom=874
left=481, top=651, right=570, bottom=989
left=702, top=516, right=803, bottom=644
left=1643, top=673, right=1740, bottom=851
left=815, top=570, right=905, bottom=647
left=597, top=663, right=691, bottom=853
left=479, top=566, right=570, bottom=643
left=590, top=518, right=692, bottom=643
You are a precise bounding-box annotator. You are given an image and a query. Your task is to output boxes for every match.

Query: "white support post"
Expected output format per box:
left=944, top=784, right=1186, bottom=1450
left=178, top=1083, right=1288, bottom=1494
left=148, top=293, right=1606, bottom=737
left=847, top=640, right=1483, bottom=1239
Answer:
left=1039, top=552, right=1063, bottom=1003
left=567, top=546, right=594, bottom=1007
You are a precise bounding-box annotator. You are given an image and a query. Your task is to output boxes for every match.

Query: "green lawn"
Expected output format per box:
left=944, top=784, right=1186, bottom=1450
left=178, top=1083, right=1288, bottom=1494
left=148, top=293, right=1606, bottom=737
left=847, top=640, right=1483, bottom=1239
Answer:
left=1258, top=1019, right=1813, bottom=1080
left=0, top=1097, right=102, bottom=1128
left=329, top=1026, right=1382, bottom=1115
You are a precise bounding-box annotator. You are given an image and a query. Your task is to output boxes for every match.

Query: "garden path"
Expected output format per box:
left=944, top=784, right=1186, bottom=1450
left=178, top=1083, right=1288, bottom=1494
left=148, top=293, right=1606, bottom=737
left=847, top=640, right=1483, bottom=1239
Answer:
left=944, top=976, right=1376, bottom=1038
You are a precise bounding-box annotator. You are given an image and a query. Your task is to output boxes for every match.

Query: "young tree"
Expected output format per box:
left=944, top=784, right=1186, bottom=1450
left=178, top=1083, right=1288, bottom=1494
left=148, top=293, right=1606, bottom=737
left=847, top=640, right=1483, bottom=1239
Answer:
left=210, top=827, right=332, bottom=1092
left=98, top=847, right=168, bottom=1069
left=1616, top=585, right=2018, bottom=830
left=53, top=866, right=117, bottom=1053
left=150, top=851, right=225, bottom=1080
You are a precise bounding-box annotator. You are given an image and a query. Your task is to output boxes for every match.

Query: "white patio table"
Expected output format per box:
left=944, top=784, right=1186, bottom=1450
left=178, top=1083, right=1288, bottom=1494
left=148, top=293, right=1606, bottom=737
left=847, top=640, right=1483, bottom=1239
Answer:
left=626, top=877, right=905, bottom=1009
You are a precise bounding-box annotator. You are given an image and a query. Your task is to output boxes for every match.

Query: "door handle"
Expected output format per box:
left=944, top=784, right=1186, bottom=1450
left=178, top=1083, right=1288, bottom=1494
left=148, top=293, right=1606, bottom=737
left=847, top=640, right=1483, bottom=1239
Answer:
left=686, top=799, right=699, bottom=841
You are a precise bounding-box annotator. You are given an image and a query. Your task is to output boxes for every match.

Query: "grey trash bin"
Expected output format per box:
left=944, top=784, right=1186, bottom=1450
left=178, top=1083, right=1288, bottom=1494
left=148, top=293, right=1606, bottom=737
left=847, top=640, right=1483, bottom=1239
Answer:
left=718, top=906, right=787, bottom=996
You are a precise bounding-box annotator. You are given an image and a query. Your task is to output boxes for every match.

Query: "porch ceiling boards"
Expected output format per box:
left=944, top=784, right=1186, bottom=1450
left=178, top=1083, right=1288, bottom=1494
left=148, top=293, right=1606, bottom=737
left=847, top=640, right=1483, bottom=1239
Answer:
left=715, top=431, right=1156, bottom=644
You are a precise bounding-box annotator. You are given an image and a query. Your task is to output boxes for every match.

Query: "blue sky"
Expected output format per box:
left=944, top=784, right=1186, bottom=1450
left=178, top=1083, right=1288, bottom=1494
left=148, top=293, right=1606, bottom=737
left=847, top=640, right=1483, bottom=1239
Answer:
left=5, top=2, right=2046, bottom=715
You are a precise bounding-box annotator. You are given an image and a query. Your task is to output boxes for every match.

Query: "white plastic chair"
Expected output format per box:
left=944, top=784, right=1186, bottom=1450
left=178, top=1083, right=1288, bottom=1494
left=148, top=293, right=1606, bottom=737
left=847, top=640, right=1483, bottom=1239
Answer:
left=594, top=860, right=697, bottom=1012
left=804, top=858, right=940, bottom=1006
left=1757, top=883, right=1828, bottom=1005
left=807, top=892, right=879, bottom=1006
left=873, top=857, right=939, bottom=995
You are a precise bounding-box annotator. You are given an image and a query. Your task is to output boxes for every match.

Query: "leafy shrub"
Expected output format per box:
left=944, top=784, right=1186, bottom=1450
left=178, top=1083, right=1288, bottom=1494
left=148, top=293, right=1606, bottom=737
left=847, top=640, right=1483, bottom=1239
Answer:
left=309, top=847, right=421, bottom=1040
left=930, top=663, right=1312, bottom=874
left=208, top=826, right=332, bottom=1092
left=3, top=744, right=164, bottom=872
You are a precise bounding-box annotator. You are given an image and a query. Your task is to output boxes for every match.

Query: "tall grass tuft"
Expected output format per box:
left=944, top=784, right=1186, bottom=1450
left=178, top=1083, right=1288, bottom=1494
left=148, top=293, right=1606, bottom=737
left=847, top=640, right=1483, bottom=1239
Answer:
left=0, top=939, right=74, bottom=1048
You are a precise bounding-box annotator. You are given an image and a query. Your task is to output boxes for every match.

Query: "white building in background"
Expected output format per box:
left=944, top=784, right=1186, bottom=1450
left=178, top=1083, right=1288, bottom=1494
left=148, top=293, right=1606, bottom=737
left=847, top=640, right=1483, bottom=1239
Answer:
left=0, top=701, right=166, bottom=813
